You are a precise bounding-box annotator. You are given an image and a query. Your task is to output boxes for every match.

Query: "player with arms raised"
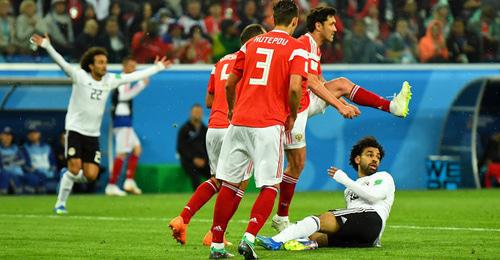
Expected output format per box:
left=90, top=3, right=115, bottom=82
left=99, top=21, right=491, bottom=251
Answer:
left=30, top=33, right=171, bottom=214
left=208, top=1, right=308, bottom=259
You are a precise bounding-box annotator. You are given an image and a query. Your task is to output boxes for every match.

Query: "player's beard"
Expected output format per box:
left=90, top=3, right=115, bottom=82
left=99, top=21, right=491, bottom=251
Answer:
left=361, top=162, right=378, bottom=175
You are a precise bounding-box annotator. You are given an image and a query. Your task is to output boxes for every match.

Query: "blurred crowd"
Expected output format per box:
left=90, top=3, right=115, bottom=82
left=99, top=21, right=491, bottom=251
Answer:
left=0, top=0, right=498, bottom=64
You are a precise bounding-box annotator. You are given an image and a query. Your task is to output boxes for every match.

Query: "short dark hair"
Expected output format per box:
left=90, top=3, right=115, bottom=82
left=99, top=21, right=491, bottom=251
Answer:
left=306, top=6, right=337, bottom=33
left=349, top=136, right=385, bottom=171
left=80, top=47, right=108, bottom=72
left=122, top=56, right=135, bottom=65
left=273, top=0, right=298, bottom=26
left=240, top=24, right=266, bottom=44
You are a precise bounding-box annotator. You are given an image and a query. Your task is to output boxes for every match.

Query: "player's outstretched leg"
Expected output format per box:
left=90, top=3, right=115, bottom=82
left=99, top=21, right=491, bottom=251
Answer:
left=325, top=78, right=412, bottom=117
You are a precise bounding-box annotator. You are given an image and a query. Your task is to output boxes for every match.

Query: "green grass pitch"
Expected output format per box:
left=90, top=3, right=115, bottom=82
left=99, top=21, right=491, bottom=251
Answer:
left=1, top=190, right=500, bottom=259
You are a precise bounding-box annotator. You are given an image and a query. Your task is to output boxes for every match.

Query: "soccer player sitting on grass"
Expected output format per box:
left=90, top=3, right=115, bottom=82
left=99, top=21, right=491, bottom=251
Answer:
left=257, top=136, right=395, bottom=250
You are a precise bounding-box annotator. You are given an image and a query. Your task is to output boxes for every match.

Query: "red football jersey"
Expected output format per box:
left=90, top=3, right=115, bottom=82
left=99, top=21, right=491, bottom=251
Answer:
left=231, top=30, right=308, bottom=127
left=207, top=52, right=238, bottom=128
left=298, top=33, right=323, bottom=76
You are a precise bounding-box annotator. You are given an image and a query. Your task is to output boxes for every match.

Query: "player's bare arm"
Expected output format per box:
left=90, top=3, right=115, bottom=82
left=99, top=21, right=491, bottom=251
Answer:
left=225, top=72, right=241, bottom=121
left=287, top=74, right=303, bottom=131
left=205, top=92, right=214, bottom=108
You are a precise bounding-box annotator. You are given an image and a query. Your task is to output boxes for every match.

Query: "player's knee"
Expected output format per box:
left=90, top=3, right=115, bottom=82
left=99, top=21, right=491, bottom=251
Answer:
left=211, top=177, right=222, bottom=189
left=116, top=153, right=127, bottom=160
left=318, top=212, right=339, bottom=233
left=239, top=179, right=250, bottom=191
left=67, top=164, right=81, bottom=175
left=84, top=171, right=98, bottom=181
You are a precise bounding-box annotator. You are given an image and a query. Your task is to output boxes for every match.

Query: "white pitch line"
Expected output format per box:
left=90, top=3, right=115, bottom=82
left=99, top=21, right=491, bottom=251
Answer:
left=1, top=214, right=500, bottom=233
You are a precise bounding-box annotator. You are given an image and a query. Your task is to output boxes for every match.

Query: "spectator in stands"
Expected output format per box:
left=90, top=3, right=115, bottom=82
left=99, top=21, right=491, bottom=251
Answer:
left=467, top=5, right=500, bottom=62
left=179, top=25, right=212, bottom=64
left=204, top=1, right=222, bottom=37
left=177, top=104, right=210, bottom=191
left=398, top=0, right=425, bottom=39
left=0, top=0, right=16, bottom=57
left=425, top=0, right=453, bottom=37
left=129, top=1, right=154, bottom=37
left=36, top=0, right=74, bottom=57
left=364, top=3, right=380, bottom=42
left=211, top=19, right=239, bottom=62
left=385, top=19, right=418, bottom=63
left=237, top=0, right=261, bottom=33
left=165, top=23, right=186, bottom=63
left=131, top=21, right=173, bottom=63
left=72, top=3, right=97, bottom=38
left=343, top=18, right=379, bottom=63
left=108, top=1, right=130, bottom=40
left=97, top=16, right=128, bottom=63
left=0, top=126, right=25, bottom=194
left=22, top=126, right=58, bottom=193
left=15, top=0, right=40, bottom=54
left=419, top=20, right=449, bottom=63
left=74, top=19, right=99, bottom=60
left=178, top=0, right=206, bottom=35
left=86, top=0, right=110, bottom=22
left=447, top=19, right=480, bottom=63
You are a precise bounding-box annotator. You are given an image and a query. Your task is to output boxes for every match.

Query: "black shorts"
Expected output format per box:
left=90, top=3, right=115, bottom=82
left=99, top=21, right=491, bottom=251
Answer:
left=327, top=208, right=382, bottom=247
left=65, top=130, right=101, bottom=165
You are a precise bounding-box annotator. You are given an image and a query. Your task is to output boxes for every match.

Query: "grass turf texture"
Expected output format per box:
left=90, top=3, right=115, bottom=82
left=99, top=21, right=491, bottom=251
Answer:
left=1, top=190, right=500, bottom=259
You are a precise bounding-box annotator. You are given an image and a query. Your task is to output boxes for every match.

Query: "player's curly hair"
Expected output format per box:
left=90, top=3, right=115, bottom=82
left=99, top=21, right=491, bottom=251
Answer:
left=306, top=6, right=337, bottom=33
left=80, top=47, right=108, bottom=72
left=349, top=136, right=385, bottom=171
left=273, top=0, right=298, bottom=26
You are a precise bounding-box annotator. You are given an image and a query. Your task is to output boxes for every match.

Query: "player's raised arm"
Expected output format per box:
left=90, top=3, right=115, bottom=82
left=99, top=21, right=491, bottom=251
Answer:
left=328, top=167, right=391, bottom=203
left=118, top=79, right=149, bottom=101
left=31, top=33, right=76, bottom=79
left=112, top=56, right=172, bottom=87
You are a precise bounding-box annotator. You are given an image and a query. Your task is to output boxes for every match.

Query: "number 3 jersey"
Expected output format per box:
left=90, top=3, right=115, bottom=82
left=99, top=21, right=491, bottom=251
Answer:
left=231, top=30, right=309, bottom=128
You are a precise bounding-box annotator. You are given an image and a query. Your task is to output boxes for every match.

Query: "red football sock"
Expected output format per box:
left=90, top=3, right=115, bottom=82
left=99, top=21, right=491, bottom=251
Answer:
left=180, top=179, right=219, bottom=224
left=126, top=154, right=139, bottom=179
left=109, top=157, right=124, bottom=184
left=212, top=182, right=238, bottom=243
left=229, top=189, right=245, bottom=219
left=350, top=85, right=390, bottom=112
left=277, top=174, right=298, bottom=217
left=245, top=186, right=278, bottom=236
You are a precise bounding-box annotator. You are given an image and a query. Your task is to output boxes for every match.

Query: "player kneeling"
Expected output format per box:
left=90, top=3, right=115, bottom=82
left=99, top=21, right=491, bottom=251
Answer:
left=257, top=137, right=395, bottom=250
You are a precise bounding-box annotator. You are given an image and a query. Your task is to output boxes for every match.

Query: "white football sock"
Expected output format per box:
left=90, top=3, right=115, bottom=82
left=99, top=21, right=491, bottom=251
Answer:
left=243, top=232, right=255, bottom=244
left=55, top=171, right=75, bottom=208
left=272, top=216, right=320, bottom=243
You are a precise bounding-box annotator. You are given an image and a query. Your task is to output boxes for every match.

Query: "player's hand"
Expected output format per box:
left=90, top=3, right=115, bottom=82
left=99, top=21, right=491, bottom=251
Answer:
left=337, top=105, right=357, bottom=119
left=285, top=114, right=296, bottom=132
left=154, top=56, right=173, bottom=69
left=348, top=104, right=361, bottom=116
left=30, top=33, right=50, bottom=47
left=327, top=166, right=339, bottom=178
left=193, top=157, right=206, bottom=168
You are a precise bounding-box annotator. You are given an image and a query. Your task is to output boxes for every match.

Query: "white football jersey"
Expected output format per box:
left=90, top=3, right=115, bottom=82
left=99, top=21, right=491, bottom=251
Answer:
left=343, top=171, right=395, bottom=224
left=44, top=42, right=163, bottom=136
